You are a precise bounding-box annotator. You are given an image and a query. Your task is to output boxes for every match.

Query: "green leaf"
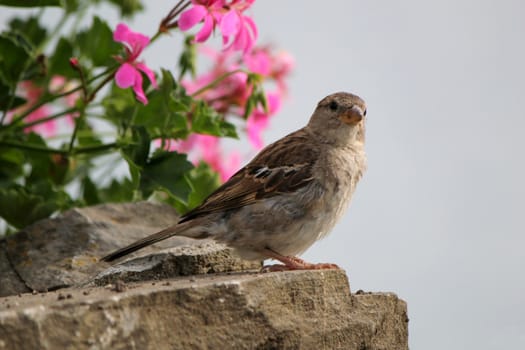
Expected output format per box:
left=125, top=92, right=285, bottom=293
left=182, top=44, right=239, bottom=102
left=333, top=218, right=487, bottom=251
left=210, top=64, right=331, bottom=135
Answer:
left=0, top=0, right=60, bottom=7
left=77, top=17, right=120, bottom=67
left=0, top=32, right=44, bottom=82
left=107, top=0, right=144, bottom=17
left=0, top=182, right=71, bottom=229
left=121, top=125, right=150, bottom=167
left=101, top=82, right=137, bottom=127
left=23, top=132, right=54, bottom=184
left=0, top=78, right=26, bottom=110
left=178, top=36, right=196, bottom=78
left=0, top=33, right=32, bottom=87
left=8, top=16, right=47, bottom=48
left=242, top=74, right=268, bottom=119
left=186, top=162, right=219, bottom=211
left=81, top=176, right=100, bottom=205
left=134, top=69, right=190, bottom=139
left=48, top=37, right=75, bottom=78
left=0, top=147, right=25, bottom=186
left=192, top=100, right=238, bottom=138
left=62, top=0, right=78, bottom=12
left=122, top=152, right=141, bottom=190
left=140, top=151, right=193, bottom=201
left=76, top=122, right=103, bottom=148
left=98, top=177, right=135, bottom=203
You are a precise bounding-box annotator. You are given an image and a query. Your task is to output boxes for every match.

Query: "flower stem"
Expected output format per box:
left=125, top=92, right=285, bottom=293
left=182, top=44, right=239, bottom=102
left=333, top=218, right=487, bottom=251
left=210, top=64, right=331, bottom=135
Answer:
left=190, top=69, right=246, bottom=97
left=0, top=140, right=119, bottom=155
left=17, top=107, right=77, bottom=131
left=155, top=0, right=191, bottom=43
left=68, top=109, right=84, bottom=152
left=0, top=86, right=16, bottom=125
left=6, top=67, right=114, bottom=127
left=74, top=64, right=89, bottom=102
left=86, top=69, right=117, bottom=102
left=150, top=31, right=163, bottom=44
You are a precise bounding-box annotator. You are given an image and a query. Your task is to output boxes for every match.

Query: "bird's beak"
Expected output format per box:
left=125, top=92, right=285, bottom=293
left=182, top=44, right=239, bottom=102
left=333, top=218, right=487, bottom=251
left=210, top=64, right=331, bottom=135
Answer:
left=339, top=105, right=365, bottom=125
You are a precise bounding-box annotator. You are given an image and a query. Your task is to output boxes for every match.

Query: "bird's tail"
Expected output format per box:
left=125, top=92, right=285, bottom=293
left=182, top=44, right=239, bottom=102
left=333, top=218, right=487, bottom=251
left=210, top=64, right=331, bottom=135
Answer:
left=101, top=225, right=179, bottom=262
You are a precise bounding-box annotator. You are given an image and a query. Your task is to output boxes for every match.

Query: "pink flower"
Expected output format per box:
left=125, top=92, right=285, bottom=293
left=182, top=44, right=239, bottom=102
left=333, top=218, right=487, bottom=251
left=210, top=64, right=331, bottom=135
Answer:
left=244, top=49, right=271, bottom=76
left=271, top=51, right=295, bottom=93
left=245, top=48, right=294, bottom=93
left=217, top=150, right=241, bottom=181
left=220, top=3, right=258, bottom=53
left=195, top=135, right=241, bottom=182
left=182, top=45, right=293, bottom=150
left=15, top=81, right=53, bottom=136
left=247, top=92, right=281, bottom=149
left=182, top=48, right=251, bottom=114
left=6, top=76, right=81, bottom=137
left=49, top=76, right=80, bottom=126
left=113, top=23, right=158, bottom=105
left=179, top=0, right=224, bottom=42
left=179, top=0, right=258, bottom=53
left=157, top=134, right=241, bottom=182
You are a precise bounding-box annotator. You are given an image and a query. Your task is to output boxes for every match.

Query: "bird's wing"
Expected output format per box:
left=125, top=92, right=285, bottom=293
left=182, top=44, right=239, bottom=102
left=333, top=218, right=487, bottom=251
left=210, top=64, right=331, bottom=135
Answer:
left=179, top=129, right=319, bottom=223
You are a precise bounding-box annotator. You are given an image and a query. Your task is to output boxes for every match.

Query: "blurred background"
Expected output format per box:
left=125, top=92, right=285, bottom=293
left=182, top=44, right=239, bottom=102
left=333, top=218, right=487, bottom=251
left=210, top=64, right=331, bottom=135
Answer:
left=2, top=1, right=524, bottom=348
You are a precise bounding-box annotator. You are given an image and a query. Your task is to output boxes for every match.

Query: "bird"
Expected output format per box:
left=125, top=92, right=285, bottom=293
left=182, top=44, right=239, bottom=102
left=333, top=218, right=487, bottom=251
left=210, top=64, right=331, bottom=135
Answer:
left=101, top=92, right=367, bottom=271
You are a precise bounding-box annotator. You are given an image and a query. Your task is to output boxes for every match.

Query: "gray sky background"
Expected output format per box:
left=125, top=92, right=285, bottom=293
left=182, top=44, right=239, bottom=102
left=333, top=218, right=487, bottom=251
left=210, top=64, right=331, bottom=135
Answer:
left=2, top=1, right=525, bottom=348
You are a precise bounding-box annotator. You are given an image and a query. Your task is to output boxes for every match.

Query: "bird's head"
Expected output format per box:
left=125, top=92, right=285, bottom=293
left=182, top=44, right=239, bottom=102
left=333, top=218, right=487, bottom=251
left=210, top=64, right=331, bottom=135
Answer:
left=307, top=92, right=367, bottom=146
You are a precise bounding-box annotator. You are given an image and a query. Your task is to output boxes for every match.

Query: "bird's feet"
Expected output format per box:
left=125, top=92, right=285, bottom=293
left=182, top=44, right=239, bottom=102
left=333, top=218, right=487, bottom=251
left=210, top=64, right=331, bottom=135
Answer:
left=261, top=254, right=340, bottom=272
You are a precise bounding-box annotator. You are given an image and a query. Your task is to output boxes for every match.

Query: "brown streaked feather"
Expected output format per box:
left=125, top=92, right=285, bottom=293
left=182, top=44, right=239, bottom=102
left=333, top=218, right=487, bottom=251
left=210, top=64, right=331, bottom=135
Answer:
left=101, top=224, right=186, bottom=262
left=179, top=130, right=319, bottom=223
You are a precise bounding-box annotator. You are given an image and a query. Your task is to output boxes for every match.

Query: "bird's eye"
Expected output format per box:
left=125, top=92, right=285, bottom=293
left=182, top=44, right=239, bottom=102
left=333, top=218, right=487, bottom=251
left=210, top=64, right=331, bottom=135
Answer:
left=329, top=101, right=338, bottom=111
left=363, top=109, right=367, bottom=116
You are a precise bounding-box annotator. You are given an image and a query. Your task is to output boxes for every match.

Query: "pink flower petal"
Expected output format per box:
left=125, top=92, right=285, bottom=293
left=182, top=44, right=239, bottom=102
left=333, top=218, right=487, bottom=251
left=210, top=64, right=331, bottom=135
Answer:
left=266, top=92, right=282, bottom=114
left=245, top=92, right=281, bottom=149
left=197, top=134, right=220, bottom=162
left=220, top=10, right=240, bottom=36
left=247, top=114, right=267, bottom=149
left=195, top=14, right=215, bottom=42
left=244, top=16, right=258, bottom=42
left=245, top=51, right=271, bottom=76
left=231, top=25, right=249, bottom=51
left=222, top=15, right=256, bottom=53
left=132, top=70, right=148, bottom=104
left=128, top=33, right=150, bottom=54
left=177, top=134, right=199, bottom=153
left=136, top=62, right=158, bottom=88
left=114, top=23, right=149, bottom=57
left=113, top=23, right=131, bottom=43
left=24, top=107, right=54, bottom=135
left=41, top=118, right=57, bottom=135
left=218, top=151, right=241, bottom=182
left=115, top=63, right=137, bottom=88
left=179, top=5, right=207, bottom=31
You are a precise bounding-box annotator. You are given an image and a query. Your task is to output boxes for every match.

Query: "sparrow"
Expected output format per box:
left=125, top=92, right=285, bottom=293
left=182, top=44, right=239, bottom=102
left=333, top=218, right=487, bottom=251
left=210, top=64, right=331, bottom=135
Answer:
left=102, top=92, right=367, bottom=270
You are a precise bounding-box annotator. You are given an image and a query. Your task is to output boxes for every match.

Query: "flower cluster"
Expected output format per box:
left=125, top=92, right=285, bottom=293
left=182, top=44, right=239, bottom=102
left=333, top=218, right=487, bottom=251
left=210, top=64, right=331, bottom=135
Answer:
left=105, top=0, right=293, bottom=183
left=0, top=0, right=294, bottom=233
left=113, top=23, right=158, bottom=105
left=168, top=45, right=293, bottom=180
left=164, top=134, right=241, bottom=182
left=8, top=77, right=79, bottom=137
left=179, top=0, right=257, bottom=53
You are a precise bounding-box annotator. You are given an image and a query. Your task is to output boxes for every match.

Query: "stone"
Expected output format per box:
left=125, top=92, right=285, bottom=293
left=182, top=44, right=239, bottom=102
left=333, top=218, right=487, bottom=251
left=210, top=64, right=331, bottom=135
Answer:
left=0, top=269, right=408, bottom=350
left=88, top=240, right=261, bottom=287
left=0, top=241, right=30, bottom=296
left=0, top=202, right=260, bottom=297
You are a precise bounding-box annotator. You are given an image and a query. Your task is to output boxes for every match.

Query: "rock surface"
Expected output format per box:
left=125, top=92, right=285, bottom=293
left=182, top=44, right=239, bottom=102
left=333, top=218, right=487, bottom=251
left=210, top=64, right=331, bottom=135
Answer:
left=0, top=202, right=260, bottom=297
left=0, top=269, right=408, bottom=350
left=89, top=240, right=261, bottom=287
